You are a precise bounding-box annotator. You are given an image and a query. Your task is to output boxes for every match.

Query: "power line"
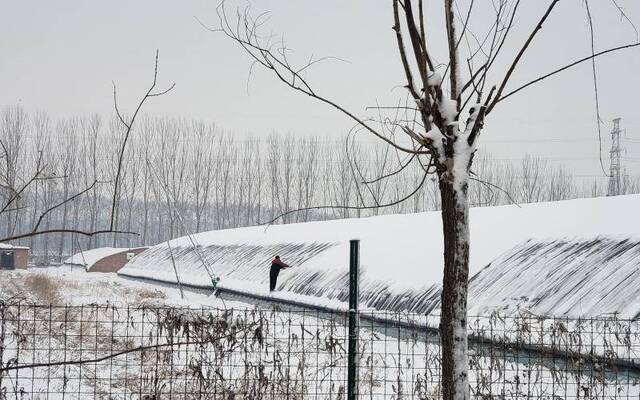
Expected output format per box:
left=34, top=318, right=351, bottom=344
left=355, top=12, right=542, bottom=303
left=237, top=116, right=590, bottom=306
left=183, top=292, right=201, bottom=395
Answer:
left=12, top=131, right=640, bottom=144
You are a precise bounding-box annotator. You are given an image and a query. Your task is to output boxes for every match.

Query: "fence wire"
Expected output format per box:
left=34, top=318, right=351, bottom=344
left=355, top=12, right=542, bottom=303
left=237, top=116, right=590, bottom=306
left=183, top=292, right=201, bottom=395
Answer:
left=1, top=302, right=639, bottom=399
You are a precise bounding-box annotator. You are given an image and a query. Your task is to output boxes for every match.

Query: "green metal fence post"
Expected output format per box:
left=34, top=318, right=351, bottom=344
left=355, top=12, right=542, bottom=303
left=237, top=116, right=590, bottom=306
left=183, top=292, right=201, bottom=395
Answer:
left=348, top=239, right=360, bottom=400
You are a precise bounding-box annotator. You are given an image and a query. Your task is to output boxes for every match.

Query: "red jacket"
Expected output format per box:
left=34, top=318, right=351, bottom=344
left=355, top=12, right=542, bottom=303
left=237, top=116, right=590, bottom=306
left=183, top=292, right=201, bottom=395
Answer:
left=271, top=258, right=290, bottom=270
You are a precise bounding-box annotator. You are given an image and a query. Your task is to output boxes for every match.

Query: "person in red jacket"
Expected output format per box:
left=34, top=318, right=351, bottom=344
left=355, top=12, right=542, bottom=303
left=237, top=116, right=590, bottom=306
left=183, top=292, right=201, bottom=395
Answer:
left=270, top=255, right=290, bottom=292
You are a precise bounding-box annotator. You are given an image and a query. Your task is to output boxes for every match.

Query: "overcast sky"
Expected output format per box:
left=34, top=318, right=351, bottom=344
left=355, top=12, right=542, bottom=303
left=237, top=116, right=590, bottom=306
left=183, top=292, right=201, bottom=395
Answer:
left=1, top=0, right=639, bottom=182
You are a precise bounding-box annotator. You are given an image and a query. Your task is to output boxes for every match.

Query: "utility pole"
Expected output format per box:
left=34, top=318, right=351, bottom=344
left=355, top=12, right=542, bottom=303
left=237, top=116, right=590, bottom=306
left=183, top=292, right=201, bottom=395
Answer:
left=607, top=118, right=623, bottom=196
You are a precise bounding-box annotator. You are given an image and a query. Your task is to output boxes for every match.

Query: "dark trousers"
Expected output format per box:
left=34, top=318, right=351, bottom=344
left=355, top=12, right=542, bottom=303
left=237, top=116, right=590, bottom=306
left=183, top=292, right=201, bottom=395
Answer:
left=269, top=267, right=281, bottom=291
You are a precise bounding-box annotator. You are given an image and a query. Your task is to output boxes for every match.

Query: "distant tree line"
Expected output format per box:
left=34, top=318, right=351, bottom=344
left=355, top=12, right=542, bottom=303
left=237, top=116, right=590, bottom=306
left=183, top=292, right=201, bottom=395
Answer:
left=1, top=105, right=637, bottom=260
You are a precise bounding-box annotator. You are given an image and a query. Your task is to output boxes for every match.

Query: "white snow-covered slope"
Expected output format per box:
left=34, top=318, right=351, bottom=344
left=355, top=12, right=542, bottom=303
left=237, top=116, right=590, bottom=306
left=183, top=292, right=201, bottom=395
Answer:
left=119, top=195, right=640, bottom=315
left=64, top=247, right=134, bottom=270
left=467, top=237, right=640, bottom=318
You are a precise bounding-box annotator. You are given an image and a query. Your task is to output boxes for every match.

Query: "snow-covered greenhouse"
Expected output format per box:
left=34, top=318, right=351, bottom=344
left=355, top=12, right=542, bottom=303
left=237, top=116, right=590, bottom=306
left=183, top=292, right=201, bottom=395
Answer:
left=119, top=194, right=640, bottom=318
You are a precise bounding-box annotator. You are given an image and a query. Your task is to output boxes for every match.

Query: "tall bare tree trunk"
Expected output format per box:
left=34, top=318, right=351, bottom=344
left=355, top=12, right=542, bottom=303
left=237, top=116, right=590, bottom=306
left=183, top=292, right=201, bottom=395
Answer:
left=439, top=174, right=470, bottom=400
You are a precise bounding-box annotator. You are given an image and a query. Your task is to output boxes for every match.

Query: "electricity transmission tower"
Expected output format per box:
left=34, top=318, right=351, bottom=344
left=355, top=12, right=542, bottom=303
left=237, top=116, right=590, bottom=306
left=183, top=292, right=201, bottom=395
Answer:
left=607, top=118, right=623, bottom=196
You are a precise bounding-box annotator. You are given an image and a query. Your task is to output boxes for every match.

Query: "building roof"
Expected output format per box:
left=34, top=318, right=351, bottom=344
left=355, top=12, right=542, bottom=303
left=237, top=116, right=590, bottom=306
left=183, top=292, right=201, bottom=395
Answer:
left=0, top=243, right=30, bottom=250
left=64, top=247, right=147, bottom=271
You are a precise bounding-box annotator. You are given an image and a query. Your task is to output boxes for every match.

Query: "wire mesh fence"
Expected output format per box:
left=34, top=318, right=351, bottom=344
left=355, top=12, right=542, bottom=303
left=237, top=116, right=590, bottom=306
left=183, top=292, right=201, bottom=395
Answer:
left=1, top=302, right=639, bottom=399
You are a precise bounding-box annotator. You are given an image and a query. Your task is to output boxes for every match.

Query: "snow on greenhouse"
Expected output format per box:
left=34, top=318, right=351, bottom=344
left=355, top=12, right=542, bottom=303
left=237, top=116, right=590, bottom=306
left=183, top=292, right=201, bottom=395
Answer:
left=119, top=194, right=640, bottom=316
left=467, top=236, right=640, bottom=318
left=65, top=247, right=148, bottom=272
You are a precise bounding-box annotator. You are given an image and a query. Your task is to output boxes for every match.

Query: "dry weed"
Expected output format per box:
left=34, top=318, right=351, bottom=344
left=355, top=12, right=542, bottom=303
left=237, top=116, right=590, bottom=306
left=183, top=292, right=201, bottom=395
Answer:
left=135, top=288, right=166, bottom=303
left=23, top=273, right=61, bottom=303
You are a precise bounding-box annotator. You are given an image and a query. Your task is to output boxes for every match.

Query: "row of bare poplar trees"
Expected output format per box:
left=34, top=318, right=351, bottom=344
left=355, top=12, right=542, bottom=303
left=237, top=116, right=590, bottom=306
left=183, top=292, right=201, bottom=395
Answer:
left=1, top=106, right=637, bottom=260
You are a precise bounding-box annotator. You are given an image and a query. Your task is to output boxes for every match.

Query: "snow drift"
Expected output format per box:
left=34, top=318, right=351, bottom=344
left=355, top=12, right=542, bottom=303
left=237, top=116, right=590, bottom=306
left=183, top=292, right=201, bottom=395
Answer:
left=119, top=194, right=640, bottom=316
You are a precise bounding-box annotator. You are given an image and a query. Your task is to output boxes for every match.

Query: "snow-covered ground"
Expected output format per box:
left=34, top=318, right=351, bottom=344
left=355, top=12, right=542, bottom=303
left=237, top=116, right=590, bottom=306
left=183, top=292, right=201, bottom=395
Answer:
left=120, top=195, right=640, bottom=317
left=3, top=268, right=637, bottom=399
left=2, top=262, right=639, bottom=398
left=0, top=266, right=246, bottom=309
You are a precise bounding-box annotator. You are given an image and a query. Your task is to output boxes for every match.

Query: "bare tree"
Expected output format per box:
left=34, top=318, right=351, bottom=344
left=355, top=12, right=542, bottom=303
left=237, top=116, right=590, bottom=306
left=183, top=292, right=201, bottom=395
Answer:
left=0, top=106, right=27, bottom=237
left=139, top=117, right=154, bottom=245
left=80, top=115, right=102, bottom=249
left=621, top=174, right=640, bottom=195
left=28, top=111, right=51, bottom=252
left=296, top=137, right=319, bottom=222
left=519, top=154, right=547, bottom=203
left=547, top=164, right=574, bottom=201
left=240, top=137, right=260, bottom=225
left=191, top=121, right=216, bottom=232
left=1, top=105, right=636, bottom=259
left=214, top=1, right=639, bottom=398
left=55, top=118, right=79, bottom=259
left=332, top=144, right=355, bottom=219
left=366, top=144, right=394, bottom=216
left=253, top=138, right=265, bottom=225
left=215, top=134, right=235, bottom=229
left=0, top=52, right=174, bottom=251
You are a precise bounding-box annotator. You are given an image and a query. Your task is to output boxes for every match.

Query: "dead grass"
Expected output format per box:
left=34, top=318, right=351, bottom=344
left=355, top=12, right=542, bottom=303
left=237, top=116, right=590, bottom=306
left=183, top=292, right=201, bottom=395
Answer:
left=135, top=288, right=166, bottom=303
left=23, top=273, right=61, bottom=304
left=1, top=268, right=172, bottom=310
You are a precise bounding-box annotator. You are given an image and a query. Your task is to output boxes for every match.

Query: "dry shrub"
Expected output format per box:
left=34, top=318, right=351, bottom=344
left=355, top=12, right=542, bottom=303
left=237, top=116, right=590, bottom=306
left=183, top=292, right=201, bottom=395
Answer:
left=23, top=273, right=61, bottom=303
left=135, top=288, right=166, bottom=303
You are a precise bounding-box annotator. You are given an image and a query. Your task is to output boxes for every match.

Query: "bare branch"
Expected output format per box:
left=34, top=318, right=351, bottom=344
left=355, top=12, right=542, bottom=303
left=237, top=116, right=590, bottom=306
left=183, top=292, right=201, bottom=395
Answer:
left=1, top=229, right=138, bottom=243
left=392, top=0, right=422, bottom=102
left=0, top=165, right=46, bottom=215
left=148, top=83, right=177, bottom=97
left=611, top=0, right=639, bottom=41
left=110, top=50, right=175, bottom=230
left=444, top=0, right=462, bottom=101
left=494, top=42, right=640, bottom=105
left=469, top=175, right=521, bottom=207
left=213, top=2, right=428, bottom=155
left=112, top=82, right=130, bottom=129
left=261, top=167, right=429, bottom=226
left=403, top=0, right=430, bottom=90
left=583, top=0, right=610, bottom=177
left=0, top=325, right=250, bottom=373
left=31, top=179, right=104, bottom=234
left=486, top=0, right=560, bottom=115
left=475, top=0, right=521, bottom=97
left=362, top=153, right=418, bottom=184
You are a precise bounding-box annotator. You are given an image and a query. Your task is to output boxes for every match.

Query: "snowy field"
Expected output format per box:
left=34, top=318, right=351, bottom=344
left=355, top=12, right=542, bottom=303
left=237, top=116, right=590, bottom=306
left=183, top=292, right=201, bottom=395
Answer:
left=2, top=266, right=640, bottom=398
left=0, top=266, right=238, bottom=309
left=2, top=268, right=639, bottom=399
left=120, top=195, right=640, bottom=317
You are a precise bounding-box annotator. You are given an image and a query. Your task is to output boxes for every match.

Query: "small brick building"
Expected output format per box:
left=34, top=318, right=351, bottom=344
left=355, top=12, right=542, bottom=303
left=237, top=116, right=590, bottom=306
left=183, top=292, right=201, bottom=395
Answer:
left=64, top=247, right=148, bottom=273
left=0, top=244, right=29, bottom=269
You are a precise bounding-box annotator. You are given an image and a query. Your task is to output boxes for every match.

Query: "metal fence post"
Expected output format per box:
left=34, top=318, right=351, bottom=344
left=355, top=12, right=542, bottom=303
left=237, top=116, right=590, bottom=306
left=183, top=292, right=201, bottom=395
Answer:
left=348, top=239, right=360, bottom=400
left=0, top=301, right=5, bottom=392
